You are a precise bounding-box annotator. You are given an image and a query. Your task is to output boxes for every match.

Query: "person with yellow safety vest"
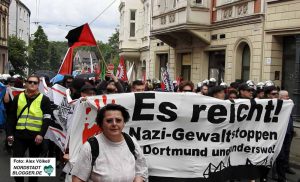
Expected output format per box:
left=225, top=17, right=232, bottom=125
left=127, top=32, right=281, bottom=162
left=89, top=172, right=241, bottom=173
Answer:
left=7, top=75, right=52, bottom=182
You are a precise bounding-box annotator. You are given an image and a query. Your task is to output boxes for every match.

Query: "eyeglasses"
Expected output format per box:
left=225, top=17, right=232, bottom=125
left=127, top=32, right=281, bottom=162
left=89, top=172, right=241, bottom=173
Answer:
left=27, top=80, right=39, bottom=85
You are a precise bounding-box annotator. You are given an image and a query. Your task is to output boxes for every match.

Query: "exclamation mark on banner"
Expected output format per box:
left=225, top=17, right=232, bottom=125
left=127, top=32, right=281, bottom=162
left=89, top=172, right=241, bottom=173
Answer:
left=272, top=100, right=283, bottom=122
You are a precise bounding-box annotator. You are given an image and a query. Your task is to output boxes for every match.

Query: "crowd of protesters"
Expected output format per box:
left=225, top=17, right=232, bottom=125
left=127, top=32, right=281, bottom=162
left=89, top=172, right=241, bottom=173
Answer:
left=0, top=71, right=297, bottom=182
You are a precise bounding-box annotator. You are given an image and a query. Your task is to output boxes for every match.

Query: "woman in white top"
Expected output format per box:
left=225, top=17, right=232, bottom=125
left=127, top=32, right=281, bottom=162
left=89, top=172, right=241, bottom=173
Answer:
left=72, top=104, right=148, bottom=182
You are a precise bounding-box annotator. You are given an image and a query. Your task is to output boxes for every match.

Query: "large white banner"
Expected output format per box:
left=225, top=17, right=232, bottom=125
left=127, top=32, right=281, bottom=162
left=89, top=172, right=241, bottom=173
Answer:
left=68, top=92, right=293, bottom=180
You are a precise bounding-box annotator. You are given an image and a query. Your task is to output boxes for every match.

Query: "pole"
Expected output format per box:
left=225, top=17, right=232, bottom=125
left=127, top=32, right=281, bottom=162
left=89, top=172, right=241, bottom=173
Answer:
left=96, top=43, right=108, bottom=68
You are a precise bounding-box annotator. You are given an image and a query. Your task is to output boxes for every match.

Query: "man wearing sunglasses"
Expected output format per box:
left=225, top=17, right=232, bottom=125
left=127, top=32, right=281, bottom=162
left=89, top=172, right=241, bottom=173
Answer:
left=238, top=83, right=255, bottom=99
left=7, top=75, right=52, bottom=182
left=265, top=86, right=279, bottom=99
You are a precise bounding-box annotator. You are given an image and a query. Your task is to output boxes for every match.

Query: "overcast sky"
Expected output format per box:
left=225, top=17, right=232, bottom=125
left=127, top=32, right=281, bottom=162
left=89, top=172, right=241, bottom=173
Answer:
left=21, top=0, right=120, bottom=42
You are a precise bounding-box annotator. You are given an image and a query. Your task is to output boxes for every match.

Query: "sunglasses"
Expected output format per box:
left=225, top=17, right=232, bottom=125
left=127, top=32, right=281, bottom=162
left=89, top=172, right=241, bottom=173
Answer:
left=271, top=92, right=279, bottom=95
left=27, top=80, right=39, bottom=85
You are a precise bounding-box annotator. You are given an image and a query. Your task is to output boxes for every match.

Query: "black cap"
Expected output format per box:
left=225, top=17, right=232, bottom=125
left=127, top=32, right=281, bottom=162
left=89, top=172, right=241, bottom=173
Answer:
left=7, top=77, right=16, bottom=83
left=238, top=83, right=253, bottom=91
left=208, top=86, right=225, bottom=97
left=80, top=84, right=96, bottom=93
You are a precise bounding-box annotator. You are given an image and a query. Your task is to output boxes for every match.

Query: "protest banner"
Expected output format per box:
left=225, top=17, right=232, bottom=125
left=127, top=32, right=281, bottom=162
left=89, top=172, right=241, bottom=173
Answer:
left=7, top=87, right=25, bottom=100
left=51, top=84, right=66, bottom=105
left=68, top=92, right=294, bottom=181
left=38, top=77, right=53, bottom=101
left=44, top=126, right=66, bottom=152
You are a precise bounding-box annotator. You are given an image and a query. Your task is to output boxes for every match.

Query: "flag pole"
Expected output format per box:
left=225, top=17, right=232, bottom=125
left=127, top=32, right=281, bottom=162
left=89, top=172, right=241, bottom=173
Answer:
left=96, top=44, right=108, bottom=68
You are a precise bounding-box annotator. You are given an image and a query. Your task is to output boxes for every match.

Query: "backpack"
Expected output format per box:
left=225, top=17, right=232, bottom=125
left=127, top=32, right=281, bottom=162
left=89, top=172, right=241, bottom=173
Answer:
left=88, top=132, right=137, bottom=166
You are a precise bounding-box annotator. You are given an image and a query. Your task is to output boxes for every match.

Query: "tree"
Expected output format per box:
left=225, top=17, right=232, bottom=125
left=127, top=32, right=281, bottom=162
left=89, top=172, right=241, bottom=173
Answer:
left=28, top=26, right=49, bottom=73
left=107, top=29, right=120, bottom=73
left=8, top=36, right=28, bottom=76
left=48, top=44, right=61, bottom=73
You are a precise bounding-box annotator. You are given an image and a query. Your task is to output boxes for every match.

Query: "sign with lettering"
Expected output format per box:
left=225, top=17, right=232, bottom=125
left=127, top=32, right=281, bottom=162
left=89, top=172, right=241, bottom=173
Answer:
left=68, top=92, right=293, bottom=181
left=11, top=158, right=56, bottom=177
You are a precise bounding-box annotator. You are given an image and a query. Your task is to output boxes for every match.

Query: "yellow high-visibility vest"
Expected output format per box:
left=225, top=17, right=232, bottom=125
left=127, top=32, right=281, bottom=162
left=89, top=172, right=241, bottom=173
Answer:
left=16, top=92, right=43, bottom=132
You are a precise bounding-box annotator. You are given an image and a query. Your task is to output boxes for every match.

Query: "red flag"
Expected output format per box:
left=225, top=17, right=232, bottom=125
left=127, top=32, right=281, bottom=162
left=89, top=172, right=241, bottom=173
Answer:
left=65, top=23, right=97, bottom=48
left=116, top=56, right=128, bottom=81
left=142, top=71, right=146, bottom=83
left=58, top=47, right=74, bottom=75
left=161, top=81, right=165, bottom=91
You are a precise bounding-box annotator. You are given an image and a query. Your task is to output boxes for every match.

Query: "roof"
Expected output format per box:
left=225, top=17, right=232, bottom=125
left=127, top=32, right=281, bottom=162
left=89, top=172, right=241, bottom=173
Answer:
left=75, top=50, right=98, bottom=60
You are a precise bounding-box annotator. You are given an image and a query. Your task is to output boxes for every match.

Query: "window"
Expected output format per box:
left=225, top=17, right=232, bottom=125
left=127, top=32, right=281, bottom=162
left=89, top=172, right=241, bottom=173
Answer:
left=129, top=10, right=136, bottom=37
left=241, top=45, right=250, bottom=82
left=158, top=54, right=168, bottom=80
left=130, top=23, right=135, bottom=37
left=19, top=8, right=22, bottom=20
left=130, top=10, right=136, bottom=21
left=196, top=0, right=203, bottom=4
left=2, top=17, right=6, bottom=38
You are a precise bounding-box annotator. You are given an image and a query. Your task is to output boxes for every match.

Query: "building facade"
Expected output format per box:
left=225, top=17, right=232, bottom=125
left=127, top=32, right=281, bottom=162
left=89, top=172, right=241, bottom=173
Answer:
left=151, top=0, right=265, bottom=85
left=119, top=0, right=150, bottom=80
left=264, top=0, right=300, bottom=120
left=0, top=0, right=10, bottom=74
left=9, top=0, right=30, bottom=45
left=73, top=50, right=99, bottom=74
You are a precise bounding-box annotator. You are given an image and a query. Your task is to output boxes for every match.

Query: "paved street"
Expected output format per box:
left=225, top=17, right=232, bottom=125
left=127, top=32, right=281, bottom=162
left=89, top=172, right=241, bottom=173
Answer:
left=0, top=129, right=299, bottom=182
left=0, top=130, right=61, bottom=182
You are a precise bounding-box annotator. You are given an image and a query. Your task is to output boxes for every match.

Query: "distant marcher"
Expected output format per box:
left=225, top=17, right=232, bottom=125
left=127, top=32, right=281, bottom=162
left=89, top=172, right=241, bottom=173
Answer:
left=276, top=90, right=295, bottom=182
left=227, top=89, right=238, bottom=101
left=178, top=81, right=194, bottom=92
left=208, top=86, right=225, bottom=100
left=131, top=80, right=145, bottom=92
left=238, top=83, right=254, bottom=99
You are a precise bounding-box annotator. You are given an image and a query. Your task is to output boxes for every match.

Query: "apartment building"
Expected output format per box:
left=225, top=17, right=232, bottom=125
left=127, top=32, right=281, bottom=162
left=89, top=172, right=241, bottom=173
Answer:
left=119, top=0, right=147, bottom=80
left=0, top=0, right=10, bottom=74
left=119, top=0, right=300, bottom=118
left=9, top=0, right=31, bottom=45
left=264, top=0, right=300, bottom=119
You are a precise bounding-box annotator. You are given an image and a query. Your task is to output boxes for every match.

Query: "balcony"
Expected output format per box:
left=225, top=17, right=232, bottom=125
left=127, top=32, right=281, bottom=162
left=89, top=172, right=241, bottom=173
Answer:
left=211, top=0, right=263, bottom=28
left=151, top=0, right=211, bottom=47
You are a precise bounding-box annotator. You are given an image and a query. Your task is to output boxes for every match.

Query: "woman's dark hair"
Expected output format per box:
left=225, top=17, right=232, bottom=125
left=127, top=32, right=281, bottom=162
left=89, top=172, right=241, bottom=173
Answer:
left=178, top=81, right=194, bottom=91
left=96, top=104, right=130, bottom=127
left=62, top=74, right=73, bottom=87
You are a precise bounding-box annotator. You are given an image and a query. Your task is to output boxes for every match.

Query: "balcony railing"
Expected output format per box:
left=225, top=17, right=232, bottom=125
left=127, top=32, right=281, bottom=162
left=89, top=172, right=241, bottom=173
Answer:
left=215, top=0, right=255, bottom=21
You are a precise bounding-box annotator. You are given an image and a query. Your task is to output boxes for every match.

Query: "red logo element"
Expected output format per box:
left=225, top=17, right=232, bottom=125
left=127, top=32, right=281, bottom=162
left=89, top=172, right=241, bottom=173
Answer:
left=94, top=99, right=100, bottom=109
left=112, top=99, right=116, bottom=104
left=102, top=95, right=107, bottom=105
left=86, top=107, right=91, bottom=115
left=12, top=91, right=23, bottom=97
left=82, top=123, right=101, bottom=144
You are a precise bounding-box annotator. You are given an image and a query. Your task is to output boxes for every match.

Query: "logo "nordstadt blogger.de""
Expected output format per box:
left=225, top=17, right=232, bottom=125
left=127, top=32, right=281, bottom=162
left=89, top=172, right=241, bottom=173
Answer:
left=10, top=158, right=56, bottom=177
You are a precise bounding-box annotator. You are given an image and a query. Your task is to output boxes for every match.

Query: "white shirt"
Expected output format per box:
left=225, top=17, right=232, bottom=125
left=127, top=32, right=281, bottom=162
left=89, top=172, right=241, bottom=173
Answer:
left=71, top=133, right=148, bottom=182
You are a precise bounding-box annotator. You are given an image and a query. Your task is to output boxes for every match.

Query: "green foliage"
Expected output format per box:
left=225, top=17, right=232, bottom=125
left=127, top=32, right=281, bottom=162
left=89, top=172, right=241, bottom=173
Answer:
left=49, top=41, right=68, bottom=58
left=48, top=44, right=61, bottom=73
left=8, top=36, right=28, bottom=76
left=27, top=26, right=120, bottom=74
left=28, top=26, right=49, bottom=73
